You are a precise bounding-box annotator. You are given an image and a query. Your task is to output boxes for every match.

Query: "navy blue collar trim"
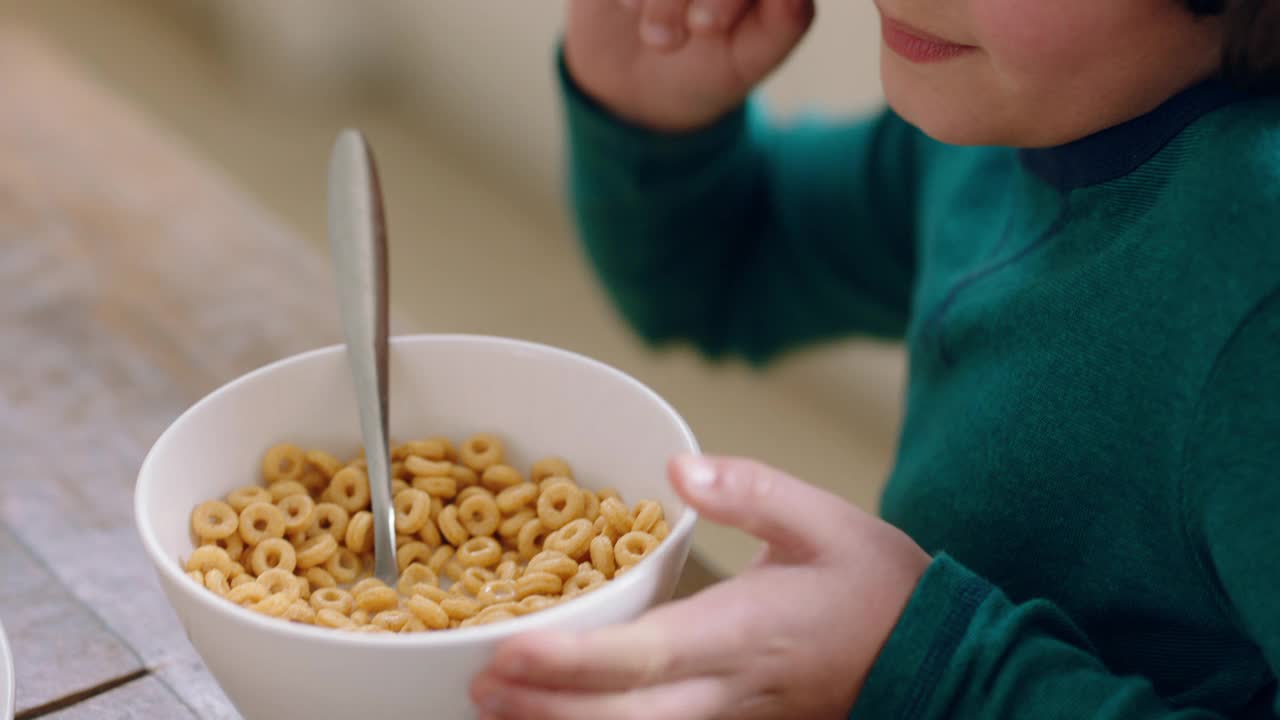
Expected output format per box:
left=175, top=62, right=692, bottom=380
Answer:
left=1018, top=79, right=1249, bottom=191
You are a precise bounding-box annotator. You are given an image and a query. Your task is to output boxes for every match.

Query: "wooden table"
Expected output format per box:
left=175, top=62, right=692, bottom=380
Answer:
left=0, top=30, right=719, bottom=719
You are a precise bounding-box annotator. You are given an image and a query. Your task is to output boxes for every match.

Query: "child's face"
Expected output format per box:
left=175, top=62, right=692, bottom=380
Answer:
left=877, top=0, right=1224, bottom=147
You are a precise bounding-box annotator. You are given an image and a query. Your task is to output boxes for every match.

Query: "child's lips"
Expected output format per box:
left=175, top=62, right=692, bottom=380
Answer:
left=880, top=15, right=977, bottom=63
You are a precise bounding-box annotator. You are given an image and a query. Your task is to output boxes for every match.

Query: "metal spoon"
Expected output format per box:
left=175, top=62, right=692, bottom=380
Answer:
left=327, top=129, right=398, bottom=585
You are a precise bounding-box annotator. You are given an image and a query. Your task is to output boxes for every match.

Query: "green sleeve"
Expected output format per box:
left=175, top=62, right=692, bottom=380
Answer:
left=559, top=54, right=921, bottom=365
left=852, top=296, right=1280, bottom=720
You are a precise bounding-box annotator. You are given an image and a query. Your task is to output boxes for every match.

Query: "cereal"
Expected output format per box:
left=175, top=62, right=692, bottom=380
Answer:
left=599, top=497, right=634, bottom=536
left=537, top=483, right=585, bottom=531
left=459, top=566, right=497, bottom=596
left=632, top=500, right=664, bottom=533
left=238, top=502, right=286, bottom=545
left=530, top=456, right=574, bottom=485
left=309, top=503, right=350, bottom=543
left=590, top=533, right=616, bottom=578
left=371, top=609, right=420, bottom=633
left=188, top=436, right=669, bottom=632
left=528, top=550, right=579, bottom=581
left=295, top=533, right=338, bottom=569
left=327, top=467, right=371, bottom=514
left=458, top=494, right=501, bottom=537
left=262, top=443, right=306, bottom=484
left=304, top=567, right=337, bottom=590
left=427, top=545, right=454, bottom=574
left=481, top=464, right=523, bottom=494
left=355, top=586, right=400, bottom=614
left=310, top=587, right=355, bottom=615
left=277, top=494, right=315, bottom=534
left=458, top=433, right=503, bottom=472
left=436, top=505, right=469, bottom=547
left=256, top=569, right=300, bottom=599
left=456, top=536, right=502, bottom=568
left=305, top=450, right=344, bottom=480
left=316, top=608, right=354, bottom=629
left=283, top=600, right=317, bottom=624
left=268, top=480, right=308, bottom=502
left=449, top=464, right=479, bottom=489
left=210, top=532, right=245, bottom=561
left=441, top=595, right=482, bottom=621
left=191, top=500, right=238, bottom=541
left=496, top=482, right=539, bottom=515
left=397, top=563, right=438, bottom=596
left=498, top=509, right=536, bottom=543
left=251, top=592, right=294, bottom=617
left=227, top=581, right=268, bottom=606
left=614, top=531, right=659, bottom=568
left=203, top=568, right=230, bottom=596
left=412, top=474, right=457, bottom=500
left=516, top=518, right=551, bottom=561
left=397, top=541, right=434, bottom=573
left=249, top=538, right=297, bottom=574
left=325, top=547, right=362, bottom=583
left=582, top=490, right=601, bottom=523
left=407, top=595, right=450, bottom=629
left=544, top=518, right=594, bottom=560
left=516, top=571, right=563, bottom=599
left=393, top=489, right=432, bottom=534
left=478, top=579, right=519, bottom=606
left=345, top=510, right=374, bottom=553
left=185, top=545, right=235, bottom=575
left=403, top=453, right=450, bottom=475
left=563, top=568, right=606, bottom=598
left=418, top=517, right=443, bottom=547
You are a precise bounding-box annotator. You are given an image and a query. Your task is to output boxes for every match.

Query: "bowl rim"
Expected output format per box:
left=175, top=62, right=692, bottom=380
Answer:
left=0, top=617, right=13, bottom=720
left=134, top=333, right=700, bottom=646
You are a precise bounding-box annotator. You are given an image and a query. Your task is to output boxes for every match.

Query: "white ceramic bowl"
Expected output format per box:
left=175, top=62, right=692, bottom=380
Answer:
left=0, top=617, right=13, bottom=720
left=135, top=335, right=698, bottom=720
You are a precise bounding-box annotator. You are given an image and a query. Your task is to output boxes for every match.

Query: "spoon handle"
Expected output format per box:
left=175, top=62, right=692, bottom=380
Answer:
left=328, top=129, right=399, bottom=585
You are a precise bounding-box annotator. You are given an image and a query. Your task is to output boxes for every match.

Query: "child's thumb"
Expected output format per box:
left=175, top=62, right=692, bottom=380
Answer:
left=733, top=0, right=816, bottom=78
left=668, top=453, right=839, bottom=561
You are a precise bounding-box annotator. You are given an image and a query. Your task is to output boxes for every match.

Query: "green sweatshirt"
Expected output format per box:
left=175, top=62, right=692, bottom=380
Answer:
left=559, top=56, right=1280, bottom=719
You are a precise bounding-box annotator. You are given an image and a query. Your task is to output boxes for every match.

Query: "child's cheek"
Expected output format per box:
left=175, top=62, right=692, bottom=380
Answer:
left=968, top=0, right=1110, bottom=80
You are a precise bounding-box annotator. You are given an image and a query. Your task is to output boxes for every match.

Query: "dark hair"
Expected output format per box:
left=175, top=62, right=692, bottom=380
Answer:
left=1189, top=0, right=1280, bottom=93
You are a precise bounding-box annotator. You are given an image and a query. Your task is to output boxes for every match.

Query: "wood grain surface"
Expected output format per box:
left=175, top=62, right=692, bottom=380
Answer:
left=0, top=26, right=721, bottom=718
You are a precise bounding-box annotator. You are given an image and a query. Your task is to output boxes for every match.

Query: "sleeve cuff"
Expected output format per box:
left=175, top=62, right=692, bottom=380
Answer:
left=556, top=44, right=750, bottom=165
left=850, top=553, right=994, bottom=720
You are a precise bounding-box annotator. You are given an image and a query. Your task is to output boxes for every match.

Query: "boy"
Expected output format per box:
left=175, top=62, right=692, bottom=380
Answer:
left=473, top=1, right=1280, bottom=717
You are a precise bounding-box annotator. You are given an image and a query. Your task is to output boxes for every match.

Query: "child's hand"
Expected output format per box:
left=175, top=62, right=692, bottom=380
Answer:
left=471, top=455, right=931, bottom=720
left=565, top=0, right=816, bottom=132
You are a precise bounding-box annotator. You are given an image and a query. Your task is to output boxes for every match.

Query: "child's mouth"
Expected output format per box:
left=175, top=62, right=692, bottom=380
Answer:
left=880, top=15, right=977, bottom=63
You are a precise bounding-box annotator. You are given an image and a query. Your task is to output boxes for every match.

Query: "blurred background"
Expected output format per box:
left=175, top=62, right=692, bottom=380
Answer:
left=2, top=0, right=901, bottom=575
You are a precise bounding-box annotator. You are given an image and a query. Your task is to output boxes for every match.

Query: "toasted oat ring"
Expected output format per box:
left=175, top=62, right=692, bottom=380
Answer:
left=614, top=531, right=659, bottom=568
left=537, top=483, right=585, bottom=531
left=250, top=538, right=298, bottom=574
left=191, top=500, right=238, bottom=541
left=543, top=518, right=594, bottom=560
left=458, top=494, right=501, bottom=537
left=295, top=533, right=338, bottom=569
left=238, top=502, right=286, bottom=545
left=456, top=536, right=503, bottom=569
left=262, top=443, right=306, bottom=484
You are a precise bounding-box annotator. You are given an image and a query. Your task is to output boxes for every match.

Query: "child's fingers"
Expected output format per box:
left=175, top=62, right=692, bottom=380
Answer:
left=640, top=0, right=692, bottom=49
left=731, top=0, right=816, bottom=76
left=471, top=675, right=731, bottom=720
left=686, top=0, right=754, bottom=33
left=670, top=454, right=846, bottom=562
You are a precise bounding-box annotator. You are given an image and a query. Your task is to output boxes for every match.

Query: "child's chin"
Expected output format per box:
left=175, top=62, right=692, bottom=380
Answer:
left=881, top=61, right=1028, bottom=148
left=885, top=83, right=1013, bottom=146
